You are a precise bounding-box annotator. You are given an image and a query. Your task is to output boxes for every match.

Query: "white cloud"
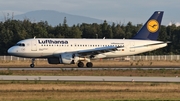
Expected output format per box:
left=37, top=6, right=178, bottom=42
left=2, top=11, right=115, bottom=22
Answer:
left=168, top=22, right=180, bottom=27
left=175, top=22, right=180, bottom=27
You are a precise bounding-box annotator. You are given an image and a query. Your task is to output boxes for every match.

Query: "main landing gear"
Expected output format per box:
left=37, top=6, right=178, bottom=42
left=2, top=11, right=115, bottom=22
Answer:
left=30, top=58, right=35, bottom=68
left=77, top=61, right=93, bottom=68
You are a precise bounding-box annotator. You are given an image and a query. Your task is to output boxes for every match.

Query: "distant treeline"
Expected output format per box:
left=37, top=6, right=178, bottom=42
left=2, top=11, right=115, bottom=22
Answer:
left=0, top=18, right=179, bottom=55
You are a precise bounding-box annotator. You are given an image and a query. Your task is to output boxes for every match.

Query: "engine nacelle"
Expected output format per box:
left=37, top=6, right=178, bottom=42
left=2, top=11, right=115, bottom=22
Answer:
left=48, top=53, right=75, bottom=64
left=60, top=53, right=74, bottom=64
left=47, top=57, right=60, bottom=64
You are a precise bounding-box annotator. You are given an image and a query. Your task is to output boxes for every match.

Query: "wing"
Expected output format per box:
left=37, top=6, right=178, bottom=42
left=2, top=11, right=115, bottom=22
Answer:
left=73, top=46, right=124, bottom=57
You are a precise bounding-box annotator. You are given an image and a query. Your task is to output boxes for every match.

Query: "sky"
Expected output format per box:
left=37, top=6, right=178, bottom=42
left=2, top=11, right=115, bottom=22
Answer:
left=0, top=0, right=180, bottom=26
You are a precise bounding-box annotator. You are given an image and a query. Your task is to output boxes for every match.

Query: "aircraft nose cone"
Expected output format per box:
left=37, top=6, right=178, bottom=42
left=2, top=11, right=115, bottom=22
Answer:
left=8, top=47, right=16, bottom=55
left=8, top=47, right=12, bottom=54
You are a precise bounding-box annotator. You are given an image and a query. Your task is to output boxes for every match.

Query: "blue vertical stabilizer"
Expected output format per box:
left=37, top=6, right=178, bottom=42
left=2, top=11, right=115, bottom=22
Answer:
left=132, top=11, right=164, bottom=40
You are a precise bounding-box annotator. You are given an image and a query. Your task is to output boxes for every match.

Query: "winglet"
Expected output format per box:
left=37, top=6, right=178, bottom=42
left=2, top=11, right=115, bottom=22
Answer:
left=132, top=11, right=164, bottom=40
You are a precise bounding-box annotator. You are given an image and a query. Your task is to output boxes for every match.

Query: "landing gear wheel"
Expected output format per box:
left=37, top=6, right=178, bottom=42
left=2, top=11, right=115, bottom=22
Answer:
left=30, top=58, right=35, bottom=68
left=86, top=62, right=93, bottom=68
left=77, top=62, right=84, bottom=68
left=30, top=64, right=35, bottom=68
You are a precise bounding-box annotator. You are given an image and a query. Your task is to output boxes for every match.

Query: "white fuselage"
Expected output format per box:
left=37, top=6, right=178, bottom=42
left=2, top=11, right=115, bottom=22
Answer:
left=8, top=38, right=167, bottom=58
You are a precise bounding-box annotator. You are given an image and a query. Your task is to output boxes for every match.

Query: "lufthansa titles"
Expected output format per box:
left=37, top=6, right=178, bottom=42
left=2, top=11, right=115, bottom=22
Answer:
left=38, top=40, right=68, bottom=44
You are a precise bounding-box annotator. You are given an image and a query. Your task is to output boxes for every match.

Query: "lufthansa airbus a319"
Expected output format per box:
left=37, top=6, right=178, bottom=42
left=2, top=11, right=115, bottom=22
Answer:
left=8, top=11, right=168, bottom=68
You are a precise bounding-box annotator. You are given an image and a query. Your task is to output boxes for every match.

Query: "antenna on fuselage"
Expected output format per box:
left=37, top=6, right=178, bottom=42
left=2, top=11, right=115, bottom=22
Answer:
left=34, top=36, right=36, bottom=39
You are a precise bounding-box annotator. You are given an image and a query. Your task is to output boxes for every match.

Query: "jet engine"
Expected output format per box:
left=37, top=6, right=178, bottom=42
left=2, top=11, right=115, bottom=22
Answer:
left=48, top=53, right=75, bottom=64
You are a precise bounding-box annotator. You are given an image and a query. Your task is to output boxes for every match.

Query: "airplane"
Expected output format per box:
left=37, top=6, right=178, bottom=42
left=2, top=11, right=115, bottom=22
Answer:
left=8, top=11, right=167, bottom=68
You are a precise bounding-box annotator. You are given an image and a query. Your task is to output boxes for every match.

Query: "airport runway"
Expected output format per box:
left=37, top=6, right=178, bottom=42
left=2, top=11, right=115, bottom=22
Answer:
left=0, top=67, right=180, bottom=71
left=0, top=75, right=180, bottom=82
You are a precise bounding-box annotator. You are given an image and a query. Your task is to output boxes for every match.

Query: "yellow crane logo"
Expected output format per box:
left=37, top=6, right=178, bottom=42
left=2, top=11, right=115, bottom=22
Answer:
left=147, top=20, right=159, bottom=33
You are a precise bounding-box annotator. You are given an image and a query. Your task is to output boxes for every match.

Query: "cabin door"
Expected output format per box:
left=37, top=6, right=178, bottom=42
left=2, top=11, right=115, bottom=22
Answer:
left=31, top=40, right=37, bottom=51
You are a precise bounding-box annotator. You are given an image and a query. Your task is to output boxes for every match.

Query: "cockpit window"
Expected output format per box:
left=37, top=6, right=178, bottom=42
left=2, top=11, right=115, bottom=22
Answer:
left=15, top=43, right=25, bottom=47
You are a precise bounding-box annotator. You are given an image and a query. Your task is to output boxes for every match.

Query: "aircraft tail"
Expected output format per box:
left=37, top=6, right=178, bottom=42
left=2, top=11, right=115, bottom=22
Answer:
left=132, top=11, right=164, bottom=40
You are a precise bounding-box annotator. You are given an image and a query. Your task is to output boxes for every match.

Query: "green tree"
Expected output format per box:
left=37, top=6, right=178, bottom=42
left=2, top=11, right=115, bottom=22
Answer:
left=68, top=25, right=82, bottom=38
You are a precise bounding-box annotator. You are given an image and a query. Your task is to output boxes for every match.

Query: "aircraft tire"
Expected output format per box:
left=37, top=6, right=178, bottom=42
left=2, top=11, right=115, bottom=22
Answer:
left=86, top=62, right=93, bottom=68
left=30, top=64, right=35, bottom=68
left=77, top=62, right=84, bottom=68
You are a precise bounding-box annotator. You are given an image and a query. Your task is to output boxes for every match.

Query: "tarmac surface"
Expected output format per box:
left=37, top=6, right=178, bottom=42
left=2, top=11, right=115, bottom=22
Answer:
left=0, top=76, right=179, bottom=82
left=0, top=66, right=180, bottom=82
left=0, top=67, right=180, bottom=71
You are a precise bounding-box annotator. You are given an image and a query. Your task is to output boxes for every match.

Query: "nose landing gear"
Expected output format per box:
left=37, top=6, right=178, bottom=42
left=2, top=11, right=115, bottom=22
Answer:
left=30, top=58, right=35, bottom=68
